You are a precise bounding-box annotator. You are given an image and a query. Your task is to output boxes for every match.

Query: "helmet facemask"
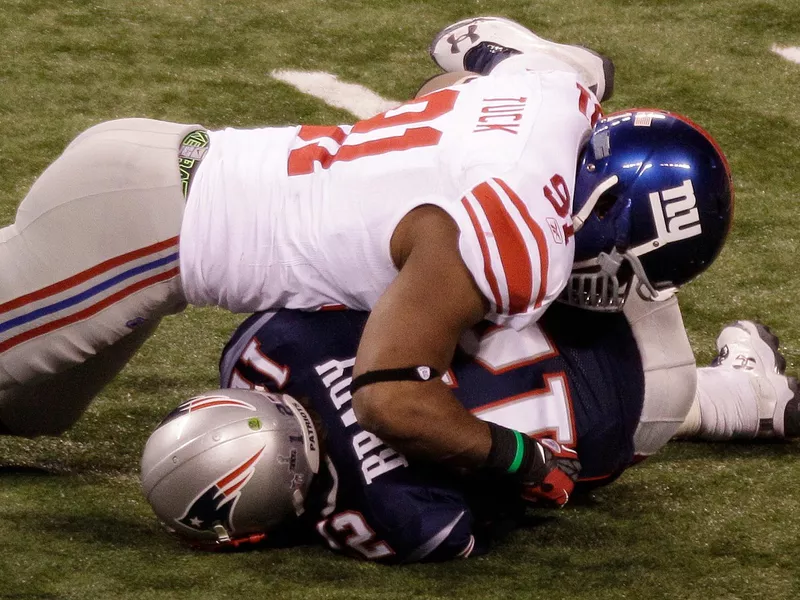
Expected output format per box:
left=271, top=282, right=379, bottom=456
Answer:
left=562, top=247, right=670, bottom=311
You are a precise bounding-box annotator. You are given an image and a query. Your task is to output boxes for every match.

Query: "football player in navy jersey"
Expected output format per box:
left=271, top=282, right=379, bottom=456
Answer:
left=140, top=294, right=799, bottom=563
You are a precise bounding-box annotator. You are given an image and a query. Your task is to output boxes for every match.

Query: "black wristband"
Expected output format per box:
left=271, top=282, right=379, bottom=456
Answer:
left=484, top=422, right=544, bottom=481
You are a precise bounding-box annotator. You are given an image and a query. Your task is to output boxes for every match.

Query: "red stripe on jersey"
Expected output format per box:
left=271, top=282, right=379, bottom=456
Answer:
left=576, top=83, right=603, bottom=127
left=495, top=179, right=550, bottom=309
left=317, top=304, right=347, bottom=311
left=472, top=181, right=533, bottom=314
left=461, top=197, right=503, bottom=312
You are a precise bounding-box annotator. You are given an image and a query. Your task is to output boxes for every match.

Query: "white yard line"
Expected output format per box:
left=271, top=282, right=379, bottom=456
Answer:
left=771, top=45, right=800, bottom=65
left=270, top=70, right=399, bottom=119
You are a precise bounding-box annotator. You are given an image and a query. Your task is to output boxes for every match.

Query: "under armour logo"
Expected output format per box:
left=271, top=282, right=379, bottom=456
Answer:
left=447, top=25, right=479, bottom=53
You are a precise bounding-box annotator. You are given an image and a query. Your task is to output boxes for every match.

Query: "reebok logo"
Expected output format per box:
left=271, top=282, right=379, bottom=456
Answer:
left=649, top=179, right=702, bottom=245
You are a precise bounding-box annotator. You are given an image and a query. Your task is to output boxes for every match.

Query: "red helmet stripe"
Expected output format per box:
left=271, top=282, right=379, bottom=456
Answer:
left=187, top=398, right=255, bottom=412
left=216, top=447, right=265, bottom=489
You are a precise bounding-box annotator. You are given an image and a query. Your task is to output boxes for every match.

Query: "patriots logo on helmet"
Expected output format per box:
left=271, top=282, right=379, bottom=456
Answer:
left=157, top=394, right=257, bottom=427
left=177, top=446, right=266, bottom=533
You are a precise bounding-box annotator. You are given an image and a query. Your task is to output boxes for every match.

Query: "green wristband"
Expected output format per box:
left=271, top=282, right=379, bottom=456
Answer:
left=508, top=430, right=525, bottom=474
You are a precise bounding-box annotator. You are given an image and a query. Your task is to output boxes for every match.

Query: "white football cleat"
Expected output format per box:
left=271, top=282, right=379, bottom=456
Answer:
left=712, top=320, right=800, bottom=438
left=429, top=16, right=615, bottom=101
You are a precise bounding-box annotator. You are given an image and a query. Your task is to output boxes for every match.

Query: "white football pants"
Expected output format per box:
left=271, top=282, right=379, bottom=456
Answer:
left=0, top=118, right=203, bottom=435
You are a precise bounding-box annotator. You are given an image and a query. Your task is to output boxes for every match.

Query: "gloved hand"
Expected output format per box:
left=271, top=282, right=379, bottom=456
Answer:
left=520, top=437, right=581, bottom=508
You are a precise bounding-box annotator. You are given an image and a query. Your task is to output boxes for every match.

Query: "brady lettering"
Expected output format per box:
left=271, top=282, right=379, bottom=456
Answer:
left=315, top=358, right=408, bottom=484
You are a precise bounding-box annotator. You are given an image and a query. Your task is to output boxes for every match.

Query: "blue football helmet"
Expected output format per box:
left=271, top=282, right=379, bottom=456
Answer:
left=562, top=109, right=734, bottom=311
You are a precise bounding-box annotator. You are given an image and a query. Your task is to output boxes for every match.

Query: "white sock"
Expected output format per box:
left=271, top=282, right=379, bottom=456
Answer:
left=675, top=367, right=760, bottom=440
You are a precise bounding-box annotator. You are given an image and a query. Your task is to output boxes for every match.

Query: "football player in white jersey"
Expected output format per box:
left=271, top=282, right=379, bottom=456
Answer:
left=0, top=17, right=733, bottom=506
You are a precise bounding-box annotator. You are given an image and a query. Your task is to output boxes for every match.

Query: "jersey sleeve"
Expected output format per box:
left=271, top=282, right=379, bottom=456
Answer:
left=443, top=176, right=575, bottom=331
left=428, top=69, right=599, bottom=330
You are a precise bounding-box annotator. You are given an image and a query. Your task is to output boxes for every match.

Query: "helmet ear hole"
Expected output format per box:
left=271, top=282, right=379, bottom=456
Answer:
left=594, top=192, right=617, bottom=220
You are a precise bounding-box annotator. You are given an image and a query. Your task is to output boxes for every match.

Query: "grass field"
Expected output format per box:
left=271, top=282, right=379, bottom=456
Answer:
left=2, top=1, right=800, bottom=598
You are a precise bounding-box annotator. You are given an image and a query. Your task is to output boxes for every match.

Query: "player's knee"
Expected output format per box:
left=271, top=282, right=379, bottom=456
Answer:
left=0, top=409, right=77, bottom=438
left=415, top=71, right=478, bottom=97
left=0, top=379, right=90, bottom=437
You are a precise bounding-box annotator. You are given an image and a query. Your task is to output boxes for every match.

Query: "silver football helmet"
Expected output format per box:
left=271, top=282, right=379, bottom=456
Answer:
left=140, top=388, right=320, bottom=549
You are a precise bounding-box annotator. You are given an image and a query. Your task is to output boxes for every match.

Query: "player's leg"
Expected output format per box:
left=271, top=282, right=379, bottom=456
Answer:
left=675, top=321, right=800, bottom=440
left=415, top=71, right=478, bottom=98
left=0, top=318, right=160, bottom=436
left=428, top=16, right=615, bottom=101
left=0, top=118, right=204, bottom=436
left=623, top=288, right=698, bottom=458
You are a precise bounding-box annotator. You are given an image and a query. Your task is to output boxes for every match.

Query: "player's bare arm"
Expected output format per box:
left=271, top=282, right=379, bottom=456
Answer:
left=352, top=204, right=582, bottom=507
left=352, top=205, right=492, bottom=467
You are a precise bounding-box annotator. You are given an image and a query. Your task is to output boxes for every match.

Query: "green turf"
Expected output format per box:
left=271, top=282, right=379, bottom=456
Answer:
left=2, top=0, right=800, bottom=598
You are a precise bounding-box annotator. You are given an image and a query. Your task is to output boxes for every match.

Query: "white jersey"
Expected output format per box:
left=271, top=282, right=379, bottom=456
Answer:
left=179, top=67, right=599, bottom=329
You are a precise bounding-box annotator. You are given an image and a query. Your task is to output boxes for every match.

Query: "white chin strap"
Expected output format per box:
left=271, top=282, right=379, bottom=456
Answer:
left=572, top=175, right=619, bottom=233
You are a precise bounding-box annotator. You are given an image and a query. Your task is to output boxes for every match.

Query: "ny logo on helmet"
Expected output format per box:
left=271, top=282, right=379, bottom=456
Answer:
left=447, top=25, right=479, bottom=53
left=649, top=179, right=702, bottom=245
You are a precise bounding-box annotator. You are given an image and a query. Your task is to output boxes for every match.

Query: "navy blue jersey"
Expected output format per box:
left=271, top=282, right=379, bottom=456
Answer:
left=219, top=304, right=644, bottom=562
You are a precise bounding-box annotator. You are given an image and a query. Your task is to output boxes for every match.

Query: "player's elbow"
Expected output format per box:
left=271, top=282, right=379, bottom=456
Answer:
left=352, top=384, right=418, bottom=445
